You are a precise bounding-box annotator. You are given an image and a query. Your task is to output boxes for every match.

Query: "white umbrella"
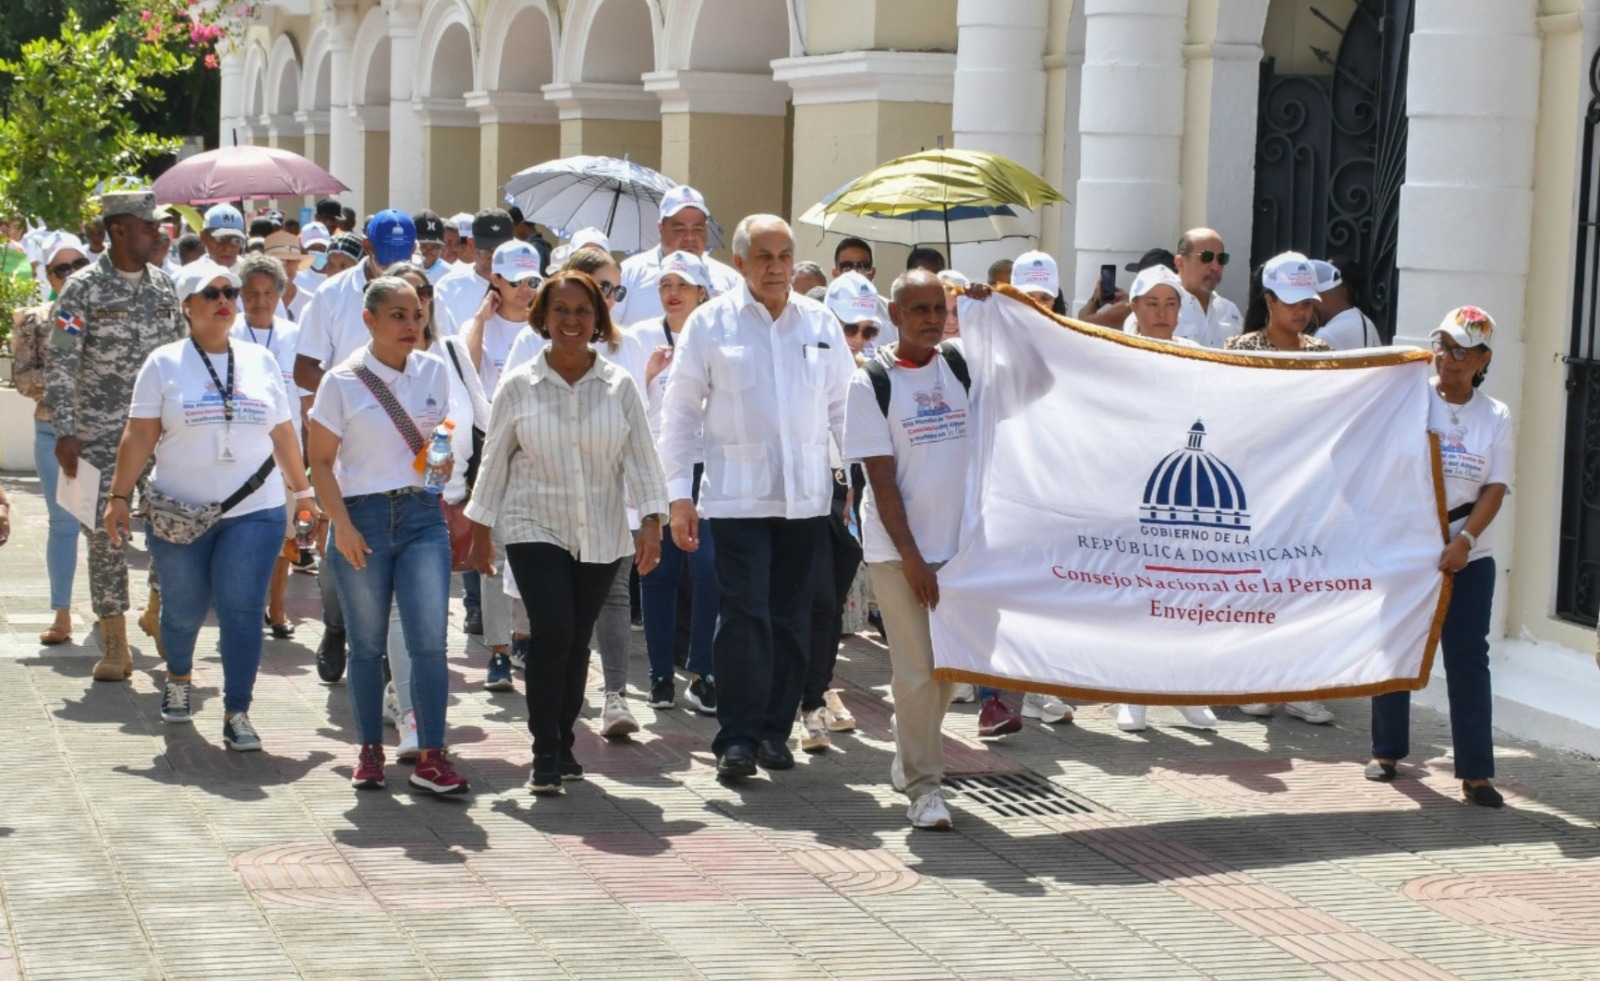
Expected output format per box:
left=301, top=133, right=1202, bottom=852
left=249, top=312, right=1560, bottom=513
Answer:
left=503, top=155, right=724, bottom=254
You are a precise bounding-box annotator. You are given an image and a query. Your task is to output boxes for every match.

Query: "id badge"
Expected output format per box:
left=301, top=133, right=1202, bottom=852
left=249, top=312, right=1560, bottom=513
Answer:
left=216, top=429, right=237, bottom=463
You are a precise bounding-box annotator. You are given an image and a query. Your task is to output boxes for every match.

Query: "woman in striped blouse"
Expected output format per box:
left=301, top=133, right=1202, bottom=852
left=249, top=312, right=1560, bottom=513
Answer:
left=466, top=270, right=669, bottom=794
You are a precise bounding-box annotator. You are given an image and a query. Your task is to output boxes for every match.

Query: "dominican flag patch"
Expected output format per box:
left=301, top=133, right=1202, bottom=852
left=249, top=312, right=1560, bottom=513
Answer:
left=54, top=311, right=84, bottom=336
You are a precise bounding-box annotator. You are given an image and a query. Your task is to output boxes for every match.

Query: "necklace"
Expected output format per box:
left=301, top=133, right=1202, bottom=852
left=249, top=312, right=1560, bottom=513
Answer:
left=1435, top=384, right=1469, bottom=426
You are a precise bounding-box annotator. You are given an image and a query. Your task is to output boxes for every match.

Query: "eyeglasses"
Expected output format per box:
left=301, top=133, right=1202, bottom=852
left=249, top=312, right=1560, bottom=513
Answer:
left=413, top=284, right=434, bottom=301
left=843, top=323, right=880, bottom=341
left=836, top=261, right=873, bottom=273
left=48, top=258, right=91, bottom=279
left=1184, top=250, right=1229, bottom=265
left=198, top=285, right=240, bottom=302
left=1431, top=341, right=1478, bottom=361
left=598, top=281, right=628, bottom=302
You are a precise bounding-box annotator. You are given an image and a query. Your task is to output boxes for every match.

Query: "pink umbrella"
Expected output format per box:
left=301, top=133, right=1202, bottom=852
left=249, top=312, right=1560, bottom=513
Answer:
left=152, top=145, right=349, bottom=205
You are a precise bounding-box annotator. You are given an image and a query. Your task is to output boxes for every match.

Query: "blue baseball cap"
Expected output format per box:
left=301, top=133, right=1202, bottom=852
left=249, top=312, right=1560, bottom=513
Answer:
left=203, top=203, right=246, bottom=240
left=366, top=209, right=417, bottom=265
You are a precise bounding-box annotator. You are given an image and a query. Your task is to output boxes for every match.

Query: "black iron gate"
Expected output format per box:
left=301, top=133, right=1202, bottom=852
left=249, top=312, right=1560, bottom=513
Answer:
left=1556, top=50, right=1600, bottom=627
left=1251, top=0, right=1413, bottom=339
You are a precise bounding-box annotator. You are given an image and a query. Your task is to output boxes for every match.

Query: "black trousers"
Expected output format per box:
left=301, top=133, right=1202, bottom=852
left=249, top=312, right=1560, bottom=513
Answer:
left=707, top=516, right=827, bottom=756
left=802, top=506, right=863, bottom=712
left=505, top=542, right=621, bottom=757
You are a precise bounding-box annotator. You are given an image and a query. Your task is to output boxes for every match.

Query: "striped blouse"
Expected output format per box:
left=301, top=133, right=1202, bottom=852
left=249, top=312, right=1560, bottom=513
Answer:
left=464, top=347, right=669, bottom=563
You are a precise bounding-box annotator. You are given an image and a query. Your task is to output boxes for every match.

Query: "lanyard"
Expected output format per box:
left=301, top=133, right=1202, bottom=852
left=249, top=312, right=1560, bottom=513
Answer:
left=662, top=318, right=675, bottom=349
left=244, top=323, right=273, bottom=354
left=193, top=338, right=235, bottom=425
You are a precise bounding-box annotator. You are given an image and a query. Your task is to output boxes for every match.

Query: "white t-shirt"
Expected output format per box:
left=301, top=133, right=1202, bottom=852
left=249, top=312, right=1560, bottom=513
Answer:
left=232, top=316, right=308, bottom=397
left=501, top=324, right=652, bottom=399
left=1316, top=307, right=1379, bottom=350
left=284, top=284, right=313, bottom=323
left=307, top=347, right=451, bottom=498
left=841, top=346, right=972, bottom=564
left=1429, top=378, right=1513, bottom=562
left=129, top=339, right=293, bottom=516
left=477, top=312, right=529, bottom=398
left=434, top=264, right=491, bottom=338
left=296, top=262, right=374, bottom=372
left=422, top=258, right=453, bottom=285
left=430, top=336, right=491, bottom=505
left=296, top=267, right=328, bottom=295
left=1125, top=326, right=1203, bottom=348
left=613, top=246, right=744, bottom=326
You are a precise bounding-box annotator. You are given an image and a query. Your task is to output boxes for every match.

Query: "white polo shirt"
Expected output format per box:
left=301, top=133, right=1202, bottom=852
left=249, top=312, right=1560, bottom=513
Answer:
left=434, top=263, right=491, bottom=338
left=1174, top=290, right=1244, bottom=349
left=129, top=338, right=293, bottom=516
left=295, top=262, right=374, bottom=374
left=307, top=346, right=451, bottom=498
left=613, top=246, right=743, bottom=326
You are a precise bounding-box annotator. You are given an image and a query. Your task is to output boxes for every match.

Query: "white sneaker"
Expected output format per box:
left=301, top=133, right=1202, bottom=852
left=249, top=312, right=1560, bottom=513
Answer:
left=889, top=754, right=907, bottom=792
left=1284, top=700, right=1336, bottom=725
left=1116, top=704, right=1148, bottom=732
left=1239, top=703, right=1276, bottom=717
left=950, top=683, right=976, bottom=704
left=1176, top=705, right=1219, bottom=729
left=396, top=710, right=419, bottom=761
left=800, top=707, right=832, bottom=752
left=600, top=691, right=639, bottom=737
left=907, top=788, right=953, bottom=830
left=822, top=690, right=856, bottom=732
left=382, top=680, right=400, bottom=728
left=1022, top=692, right=1074, bottom=723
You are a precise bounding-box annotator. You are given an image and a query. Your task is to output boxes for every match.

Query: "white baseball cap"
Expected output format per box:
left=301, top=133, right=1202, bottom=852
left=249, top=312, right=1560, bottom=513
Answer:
left=1311, top=259, right=1342, bottom=293
left=449, top=212, right=474, bottom=238
left=824, top=272, right=883, bottom=327
left=659, top=185, right=710, bottom=221
left=656, top=250, right=711, bottom=291
left=1262, top=251, right=1321, bottom=305
left=937, top=269, right=971, bottom=289
left=1012, top=250, right=1059, bottom=298
left=491, top=240, right=544, bottom=284
left=1432, top=305, right=1496, bottom=351
left=569, top=227, right=611, bottom=252
left=299, top=221, right=331, bottom=249
left=1129, top=264, right=1187, bottom=301
left=43, top=232, right=88, bottom=267
left=174, top=259, right=242, bottom=303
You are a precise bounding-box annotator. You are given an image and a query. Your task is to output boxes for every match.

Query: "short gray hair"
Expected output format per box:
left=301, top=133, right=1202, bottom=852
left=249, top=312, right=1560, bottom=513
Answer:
left=363, top=275, right=417, bottom=315
left=890, top=269, right=941, bottom=306
left=794, top=260, right=825, bottom=282
left=731, top=214, right=792, bottom=259
left=237, top=253, right=287, bottom=293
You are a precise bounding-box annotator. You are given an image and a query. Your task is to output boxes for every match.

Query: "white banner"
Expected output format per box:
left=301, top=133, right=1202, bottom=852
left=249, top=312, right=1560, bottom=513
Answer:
left=929, top=291, right=1449, bottom=703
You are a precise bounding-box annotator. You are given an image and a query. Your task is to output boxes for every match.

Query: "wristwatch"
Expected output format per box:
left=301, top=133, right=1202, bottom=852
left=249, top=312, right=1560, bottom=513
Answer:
left=1459, top=529, right=1478, bottom=550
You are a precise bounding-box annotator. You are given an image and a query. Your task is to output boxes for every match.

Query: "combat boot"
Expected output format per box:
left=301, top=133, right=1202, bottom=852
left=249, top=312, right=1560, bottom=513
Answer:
left=91, top=615, right=133, bottom=682
left=138, top=591, right=164, bottom=662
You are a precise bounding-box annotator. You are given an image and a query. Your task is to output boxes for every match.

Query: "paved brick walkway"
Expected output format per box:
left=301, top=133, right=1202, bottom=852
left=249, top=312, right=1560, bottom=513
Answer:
left=2, top=470, right=1600, bottom=980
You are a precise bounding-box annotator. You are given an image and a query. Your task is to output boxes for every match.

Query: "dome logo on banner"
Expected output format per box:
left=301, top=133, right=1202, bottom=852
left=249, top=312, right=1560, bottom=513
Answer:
left=1140, top=421, right=1251, bottom=532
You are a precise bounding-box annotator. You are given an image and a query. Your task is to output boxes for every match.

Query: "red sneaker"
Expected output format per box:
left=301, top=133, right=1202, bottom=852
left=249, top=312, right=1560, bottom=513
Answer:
left=977, top=696, right=1023, bottom=738
left=352, top=743, right=386, bottom=789
left=409, top=749, right=471, bottom=796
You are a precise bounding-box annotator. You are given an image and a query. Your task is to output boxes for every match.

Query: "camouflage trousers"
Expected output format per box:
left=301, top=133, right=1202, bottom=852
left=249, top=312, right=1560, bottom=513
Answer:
left=81, top=452, right=157, bottom=618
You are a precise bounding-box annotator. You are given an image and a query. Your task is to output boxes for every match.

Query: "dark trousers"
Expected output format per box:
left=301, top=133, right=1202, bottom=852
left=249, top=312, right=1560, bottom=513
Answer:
left=802, top=510, right=863, bottom=712
left=505, top=542, right=620, bottom=758
left=1371, top=556, right=1496, bottom=779
left=708, top=516, right=827, bottom=756
left=462, top=570, right=481, bottom=616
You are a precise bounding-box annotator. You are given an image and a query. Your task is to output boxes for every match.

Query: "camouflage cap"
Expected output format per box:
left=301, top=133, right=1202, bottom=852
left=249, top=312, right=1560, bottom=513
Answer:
left=100, top=191, right=158, bottom=222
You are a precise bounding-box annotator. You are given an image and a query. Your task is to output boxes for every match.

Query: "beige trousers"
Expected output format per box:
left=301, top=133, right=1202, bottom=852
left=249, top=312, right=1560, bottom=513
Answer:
left=869, top=559, right=954, bottom=800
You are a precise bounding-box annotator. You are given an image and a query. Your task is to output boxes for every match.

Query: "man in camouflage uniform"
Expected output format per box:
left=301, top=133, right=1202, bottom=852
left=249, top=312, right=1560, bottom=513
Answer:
left=45, top=191, right=186, bottom=682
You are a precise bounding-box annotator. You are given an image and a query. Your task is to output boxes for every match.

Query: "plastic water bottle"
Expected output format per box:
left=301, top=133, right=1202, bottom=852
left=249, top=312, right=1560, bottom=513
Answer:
left=422, top=423, right=454, bottom=493
left=294, top=509, right=316, bottom=553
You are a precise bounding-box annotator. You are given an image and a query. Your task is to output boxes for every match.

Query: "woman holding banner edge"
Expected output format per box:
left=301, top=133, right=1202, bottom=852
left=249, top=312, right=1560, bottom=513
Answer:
left=1366, top=306, right=1511, bottom=808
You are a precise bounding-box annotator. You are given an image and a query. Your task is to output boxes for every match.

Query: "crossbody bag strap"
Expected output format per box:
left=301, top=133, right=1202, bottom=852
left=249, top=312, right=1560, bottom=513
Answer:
left=355, top=364, right=426, bottom=456
left=218, top=456, right=279, bottom=514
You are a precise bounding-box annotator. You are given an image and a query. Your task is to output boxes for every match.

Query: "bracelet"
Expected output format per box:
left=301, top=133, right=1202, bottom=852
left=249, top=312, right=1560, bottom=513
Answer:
left=1459, top=529, right=1478, bottom=550
left=293, top=488, right=316, bottom=500
left=109, top=493, right=130, bottom=503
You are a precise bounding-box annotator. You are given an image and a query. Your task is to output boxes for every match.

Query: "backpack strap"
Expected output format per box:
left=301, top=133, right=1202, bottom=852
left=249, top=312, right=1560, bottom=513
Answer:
left=863, top=357, right=892, bottom=416
left=938, top=342, right=971, bottom=394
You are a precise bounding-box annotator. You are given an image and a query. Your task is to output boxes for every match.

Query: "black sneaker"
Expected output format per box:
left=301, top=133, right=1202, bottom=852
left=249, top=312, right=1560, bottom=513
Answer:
left=685, top=676, right=717, bottom=715
left=647, top=677, right=675, bottom=709
left=463, top=608, right=484, bottom=635
left=484, top=652, right=515, bottom=692
left=316, top=628, right=347, bottom=683
left=558, top=748, right=585, bottom=781
left=509, top=635, right=529, bottom=672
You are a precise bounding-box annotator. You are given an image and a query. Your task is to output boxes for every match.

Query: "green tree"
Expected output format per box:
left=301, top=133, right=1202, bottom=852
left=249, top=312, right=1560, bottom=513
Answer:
left=0, top=10, right=188, bottom=229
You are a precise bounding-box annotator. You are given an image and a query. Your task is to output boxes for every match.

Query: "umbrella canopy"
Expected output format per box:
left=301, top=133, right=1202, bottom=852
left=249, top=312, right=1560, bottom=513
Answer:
left=799, top=148, right=1066, bottom=253
left=502, top=155, right=724, bottom=254
left=151, top=145, right=349, bottom=205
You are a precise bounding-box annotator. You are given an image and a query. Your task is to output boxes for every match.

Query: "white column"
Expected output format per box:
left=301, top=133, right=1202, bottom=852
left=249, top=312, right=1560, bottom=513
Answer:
left=385, top=0, right=426, bottom=211
left=1072, top=0, right=1187, bottom=308
left=218, top=51, right=246, bottom=147
left=950, top=0, right=1050, bottom=275
left=1395, top=0, right=1538, bottom=639
left=1183, top=39, right=1264, bottom=268
left=325, top=0, right=362, bottom=211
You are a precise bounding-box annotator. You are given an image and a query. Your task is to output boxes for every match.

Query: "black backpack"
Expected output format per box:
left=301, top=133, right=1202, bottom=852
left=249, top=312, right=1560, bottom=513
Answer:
left=861, top=342, right=971, bottom=416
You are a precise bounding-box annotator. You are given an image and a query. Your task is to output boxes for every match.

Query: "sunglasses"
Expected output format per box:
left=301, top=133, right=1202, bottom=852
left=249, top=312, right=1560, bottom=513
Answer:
left=598, top=281, right=628, bottom=302
left=49, top=258, right=92, bottom=279
left=1184, top=250, right=1230, bottom=266
left=197, top=285, right=240, bottom=302
left=843, top=323, right=880, bottom=341
left=1431, top=341, right=1479, bottom=362
left=413, top=283, right=434, bottom=301
left=836, top=260, right=873, bottom=273
left=507, top=276, right=542, bottom=290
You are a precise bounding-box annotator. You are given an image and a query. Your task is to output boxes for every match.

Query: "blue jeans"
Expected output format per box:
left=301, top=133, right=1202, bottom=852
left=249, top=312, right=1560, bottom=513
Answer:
left=326, top=491, right=451, bottom=749
left=1371, top=556, right=1496, bottom=779
left=145, top=506, right=283, bottom=713
left=641, top=518, right=718, bottom=682
left=462, top=570, right=481, bottom=616
left=33, top=420, right=80, bottom=610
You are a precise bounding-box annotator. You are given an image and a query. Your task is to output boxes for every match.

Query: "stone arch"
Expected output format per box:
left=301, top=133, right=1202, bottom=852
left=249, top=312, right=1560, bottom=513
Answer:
left=416, top=0, right=479, bottom=99
left=558, top=0, right=662, bottom=84
left=663, top=0, right=790, bottom=73
left=300, top=24, right=333, bottom=113
left=351, top=5, right=391, bottom=106
left=481, top=0, right=558, bottom=92
left=242, top=40, right=270, bottom=120
left=265, top=33, right=301, bottom=118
